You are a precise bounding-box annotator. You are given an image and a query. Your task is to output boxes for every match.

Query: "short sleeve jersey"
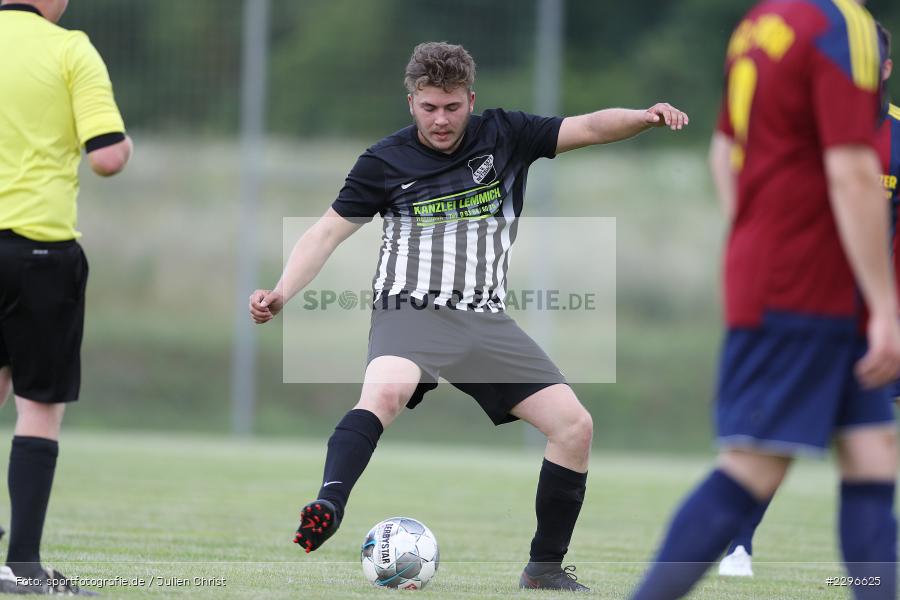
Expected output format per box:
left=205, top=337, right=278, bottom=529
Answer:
left=0, top=5, right=126, bottom=242
left=332, top=109, right=562, bottom=311
left=716, top=0, right=882, bottom=328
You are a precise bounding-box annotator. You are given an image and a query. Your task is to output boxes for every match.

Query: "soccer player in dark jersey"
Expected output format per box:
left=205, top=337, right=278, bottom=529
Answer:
left=250, top=41, right=688, bottom=591
left=718, top=20, right=900, bottom=579
left=631, top=2, right=900, bottom=599
left=0, top=0, right=132, bottom=595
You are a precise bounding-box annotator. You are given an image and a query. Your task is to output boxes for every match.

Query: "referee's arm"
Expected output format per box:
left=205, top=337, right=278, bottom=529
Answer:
left=86, top=133, right=132, bottom=177
left=67, top=31, right=132, bottom=177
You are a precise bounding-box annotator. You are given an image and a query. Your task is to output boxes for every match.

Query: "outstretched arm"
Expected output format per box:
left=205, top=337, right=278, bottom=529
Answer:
left=249, top=207, right=362, bottom=323
left=555, top=103, right=689, bottom=154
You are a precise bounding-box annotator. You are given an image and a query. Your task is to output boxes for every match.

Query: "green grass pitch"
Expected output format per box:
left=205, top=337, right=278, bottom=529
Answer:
left=18, top=430, right=865, bottom=598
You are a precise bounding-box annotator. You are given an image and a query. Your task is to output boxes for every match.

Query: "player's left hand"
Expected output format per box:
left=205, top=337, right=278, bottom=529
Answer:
left=856, top=310, right=900, bottom=388
left=645, top=103, right=689, bottom=131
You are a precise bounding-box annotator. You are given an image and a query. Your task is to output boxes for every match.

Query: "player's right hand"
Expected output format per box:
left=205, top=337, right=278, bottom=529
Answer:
left=856, top=311, right=900, bottom=388
left=249, top=289, right=285, bottom=324
left=644, top=102, right=689, bottom=131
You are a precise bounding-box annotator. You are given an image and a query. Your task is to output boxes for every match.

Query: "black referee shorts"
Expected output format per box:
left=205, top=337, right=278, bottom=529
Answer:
left=367, top=299, right=567, bottom=425
left=0, top=230, right=88, bottom=403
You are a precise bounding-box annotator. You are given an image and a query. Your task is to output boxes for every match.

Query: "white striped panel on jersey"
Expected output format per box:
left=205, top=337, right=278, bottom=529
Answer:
left=489, top=194, right=517, bottom=312
left=433, top=220, right=460, bottom=306
left=411, top=223, right=433, bottom=301
left=472, top=217, right=498, bottom=312
left=372, top=217, right=395, bottom=294
left=386, top=217, right=412, bottom=297
left=456, top=219, right=480, bottom=307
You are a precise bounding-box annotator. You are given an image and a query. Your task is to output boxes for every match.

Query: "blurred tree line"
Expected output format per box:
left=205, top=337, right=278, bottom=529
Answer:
left=64, top=0, right=900, bottom=143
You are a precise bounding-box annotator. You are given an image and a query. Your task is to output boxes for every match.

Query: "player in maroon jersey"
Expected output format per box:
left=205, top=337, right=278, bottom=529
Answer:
left=718, top=20, right=899, bottom=579
left=632, top=3, right=900, bottom=599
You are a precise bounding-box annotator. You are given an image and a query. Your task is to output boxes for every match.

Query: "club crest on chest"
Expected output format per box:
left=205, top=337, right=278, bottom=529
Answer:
left=468, top=154, right=496, bottom=184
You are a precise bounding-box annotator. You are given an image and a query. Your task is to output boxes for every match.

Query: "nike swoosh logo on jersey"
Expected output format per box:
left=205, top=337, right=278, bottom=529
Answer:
left=400, top=180, right=417, bottom=190
left=323, top=480, right=342, bottom=487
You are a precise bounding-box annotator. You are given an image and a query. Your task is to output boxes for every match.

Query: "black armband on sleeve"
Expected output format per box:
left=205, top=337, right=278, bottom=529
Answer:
left=85, top=132, right=126, bottom=153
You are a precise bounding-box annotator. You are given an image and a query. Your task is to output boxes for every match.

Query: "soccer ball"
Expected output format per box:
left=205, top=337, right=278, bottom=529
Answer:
left=360, top=517, right=439, bottom=590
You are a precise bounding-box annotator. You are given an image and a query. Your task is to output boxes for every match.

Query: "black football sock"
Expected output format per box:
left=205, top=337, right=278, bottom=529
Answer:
left=6, top=436, right=58, bottom=579
left=525, top=459, right=587, bottom=576
left=316, top=409, right=384, bottom=521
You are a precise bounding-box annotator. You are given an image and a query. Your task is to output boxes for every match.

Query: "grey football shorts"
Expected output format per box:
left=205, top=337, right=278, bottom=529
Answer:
left=366, top=298, right=567, bottom=425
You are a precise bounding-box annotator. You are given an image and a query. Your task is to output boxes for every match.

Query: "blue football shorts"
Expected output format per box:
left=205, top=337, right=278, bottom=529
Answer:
left=716, top=311, right=894, bottom=455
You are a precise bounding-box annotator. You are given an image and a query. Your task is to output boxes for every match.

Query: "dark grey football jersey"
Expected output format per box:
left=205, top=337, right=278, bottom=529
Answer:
left=332, top=109, right=562, bottom=311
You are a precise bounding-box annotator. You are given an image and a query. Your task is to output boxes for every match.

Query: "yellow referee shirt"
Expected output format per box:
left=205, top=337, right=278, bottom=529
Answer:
left=0, top=5, right=125, bottom=241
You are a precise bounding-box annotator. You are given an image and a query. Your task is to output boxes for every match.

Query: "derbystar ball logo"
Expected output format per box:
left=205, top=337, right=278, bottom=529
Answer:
left=379, top=522, right=394, bottom=564
left=468, top=154, right=496, bottom=184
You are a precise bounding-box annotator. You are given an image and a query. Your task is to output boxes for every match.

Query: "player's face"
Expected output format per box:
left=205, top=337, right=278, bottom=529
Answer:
left=884, top=58, right=893, bottom=82
left=408, top=85, right=475, bottom=154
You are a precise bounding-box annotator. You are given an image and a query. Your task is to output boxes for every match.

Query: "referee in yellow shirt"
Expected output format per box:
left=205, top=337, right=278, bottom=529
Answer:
left=0, top=0, right=132, bottom=594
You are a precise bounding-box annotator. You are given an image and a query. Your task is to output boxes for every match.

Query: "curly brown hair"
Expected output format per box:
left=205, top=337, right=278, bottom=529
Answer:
left=404, top=42, right=476, bottom=93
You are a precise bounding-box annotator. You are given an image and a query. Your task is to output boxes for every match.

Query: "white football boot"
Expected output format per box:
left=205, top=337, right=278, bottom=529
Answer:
left=718, top=545, right=754, bottom=577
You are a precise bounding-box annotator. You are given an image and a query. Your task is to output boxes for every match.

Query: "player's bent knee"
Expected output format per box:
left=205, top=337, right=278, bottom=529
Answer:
left=717, top=449, right=790, bottom=500
left=838, top=426, right=898, bottom=481
left=358, top=383, right=413, bottom=421
left=374, top=383, right=413, bottom=407
left=554, top=408, right=593, bottom=451
left=571, top=410, right=593, bottom=448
